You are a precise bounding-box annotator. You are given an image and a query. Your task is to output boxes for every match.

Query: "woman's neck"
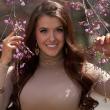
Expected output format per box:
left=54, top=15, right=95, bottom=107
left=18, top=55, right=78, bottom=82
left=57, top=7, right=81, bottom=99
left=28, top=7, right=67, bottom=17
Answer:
left=39, top=51, right=64, bottom=68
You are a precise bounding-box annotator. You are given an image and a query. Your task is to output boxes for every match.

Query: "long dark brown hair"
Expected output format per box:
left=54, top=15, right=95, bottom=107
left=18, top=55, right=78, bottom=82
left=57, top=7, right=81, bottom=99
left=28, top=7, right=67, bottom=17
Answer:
left=7, top=0, right=98, bottom=110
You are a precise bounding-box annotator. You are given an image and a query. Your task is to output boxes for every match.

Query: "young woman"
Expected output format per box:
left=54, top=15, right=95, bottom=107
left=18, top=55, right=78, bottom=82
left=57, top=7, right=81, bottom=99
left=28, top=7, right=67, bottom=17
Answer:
left=0, top=0, right=110, bottom=110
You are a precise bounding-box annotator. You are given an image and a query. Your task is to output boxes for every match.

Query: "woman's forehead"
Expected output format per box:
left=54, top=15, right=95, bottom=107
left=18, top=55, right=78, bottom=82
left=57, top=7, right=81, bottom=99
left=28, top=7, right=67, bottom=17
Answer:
left=36, top=15, right=63, bottom=28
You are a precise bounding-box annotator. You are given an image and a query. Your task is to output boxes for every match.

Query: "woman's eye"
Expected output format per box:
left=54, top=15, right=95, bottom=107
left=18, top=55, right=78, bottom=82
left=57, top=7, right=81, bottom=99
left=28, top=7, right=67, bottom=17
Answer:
left=40, top=29, right=47, bottom=33
left=57, top=28, right=64, bottom=32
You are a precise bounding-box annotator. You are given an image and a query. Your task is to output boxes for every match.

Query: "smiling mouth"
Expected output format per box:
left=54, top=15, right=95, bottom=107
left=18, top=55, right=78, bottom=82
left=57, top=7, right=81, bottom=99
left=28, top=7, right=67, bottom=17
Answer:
left=46, top=44, right=57, bottom=48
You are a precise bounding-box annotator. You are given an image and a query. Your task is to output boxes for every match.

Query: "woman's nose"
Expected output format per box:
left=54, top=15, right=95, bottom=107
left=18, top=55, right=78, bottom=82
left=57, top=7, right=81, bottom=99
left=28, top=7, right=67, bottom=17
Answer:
left=49, top=32, right=56, bottom=42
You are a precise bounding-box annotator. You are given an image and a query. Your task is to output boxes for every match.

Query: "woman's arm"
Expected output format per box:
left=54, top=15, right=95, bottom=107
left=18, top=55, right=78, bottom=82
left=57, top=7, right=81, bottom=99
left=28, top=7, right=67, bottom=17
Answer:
left=82, top=33, right=110, bottom=98
left=83, top=61, right=110, bottom=98
left=0, top=63, right=14, bottom=110
left=0, top=31, right=23, bottom=110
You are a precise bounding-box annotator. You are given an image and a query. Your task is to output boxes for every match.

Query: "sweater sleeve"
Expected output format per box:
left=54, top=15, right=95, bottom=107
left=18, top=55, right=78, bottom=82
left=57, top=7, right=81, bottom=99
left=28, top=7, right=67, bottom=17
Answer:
left=82, top=61, right=110, bottom=98
left=0, top=63, right=14, bottom=110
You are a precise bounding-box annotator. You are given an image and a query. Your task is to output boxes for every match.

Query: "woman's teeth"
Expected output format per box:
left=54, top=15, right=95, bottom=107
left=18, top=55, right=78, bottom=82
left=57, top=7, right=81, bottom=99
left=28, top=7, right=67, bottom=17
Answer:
left=47, top=44, right=57, bottom=48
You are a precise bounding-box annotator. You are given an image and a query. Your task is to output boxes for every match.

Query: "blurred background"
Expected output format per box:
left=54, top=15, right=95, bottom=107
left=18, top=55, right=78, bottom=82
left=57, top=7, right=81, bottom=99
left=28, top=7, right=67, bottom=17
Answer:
left=0, top=0, right=110, bottom=110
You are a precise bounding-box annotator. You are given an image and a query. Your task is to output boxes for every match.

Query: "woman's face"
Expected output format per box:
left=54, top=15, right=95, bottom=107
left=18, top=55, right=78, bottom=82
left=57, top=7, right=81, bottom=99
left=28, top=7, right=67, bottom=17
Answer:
left=35, top=15, right=65, bottom=57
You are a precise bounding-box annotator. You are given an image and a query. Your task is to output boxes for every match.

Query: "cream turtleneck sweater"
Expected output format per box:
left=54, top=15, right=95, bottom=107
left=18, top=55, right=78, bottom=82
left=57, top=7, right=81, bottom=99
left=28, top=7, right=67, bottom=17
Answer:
left=20, top=52, right=82, bottom=110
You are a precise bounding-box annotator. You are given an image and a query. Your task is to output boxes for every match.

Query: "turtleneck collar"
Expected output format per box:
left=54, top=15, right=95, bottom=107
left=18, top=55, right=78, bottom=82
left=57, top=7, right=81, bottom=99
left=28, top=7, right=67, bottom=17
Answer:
left=39, top=51, right=64, bottom=67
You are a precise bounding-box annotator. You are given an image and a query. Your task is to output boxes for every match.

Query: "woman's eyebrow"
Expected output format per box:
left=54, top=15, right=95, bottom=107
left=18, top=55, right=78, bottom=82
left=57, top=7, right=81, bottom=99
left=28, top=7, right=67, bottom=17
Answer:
left=38, top=25, right=63, bottom=30
left=57, top=25, right=63, bottom=28
left=39, top=27, right=47, bottom=30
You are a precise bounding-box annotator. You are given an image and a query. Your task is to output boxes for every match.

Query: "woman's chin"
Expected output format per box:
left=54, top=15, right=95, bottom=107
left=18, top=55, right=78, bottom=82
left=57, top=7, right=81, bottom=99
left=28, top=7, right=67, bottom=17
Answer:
left=44, top=51, right=61, bottom=57
left=40, top=48, right=62, bottom=57
left=45, top=53, right=59, bottom=57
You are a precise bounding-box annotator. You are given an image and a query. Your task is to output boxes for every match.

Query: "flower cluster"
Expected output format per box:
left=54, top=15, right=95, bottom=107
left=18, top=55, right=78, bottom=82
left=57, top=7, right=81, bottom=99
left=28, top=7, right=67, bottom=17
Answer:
left=5, top=0, right=31, bottom=6
left=2, top=17, right=35, bottom=66
left=4, top=17, right=27, bottom=37
left=67, top=0, right=110, bottom=66
left=2, top=0, right=35, bottom=70
left=67, top=0, right=110, bottom=36
left=95, top=0, right=110, bottom=16
left=69, top=2, right=83, bottom=11
left=79, top=20, right=104, bottom=35
left=85, top=45, right=110, bottom=68
left=13, top=42, right=35, bottom=61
